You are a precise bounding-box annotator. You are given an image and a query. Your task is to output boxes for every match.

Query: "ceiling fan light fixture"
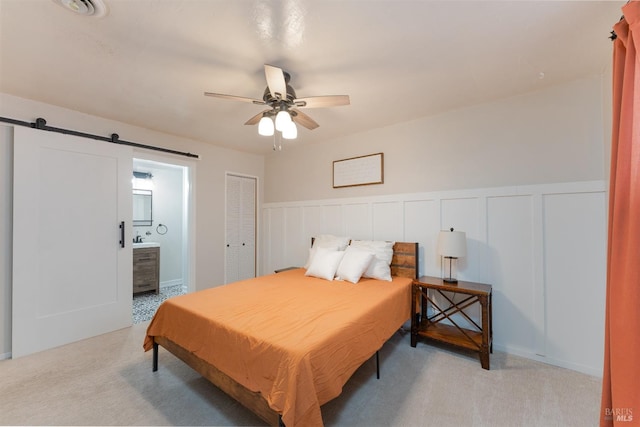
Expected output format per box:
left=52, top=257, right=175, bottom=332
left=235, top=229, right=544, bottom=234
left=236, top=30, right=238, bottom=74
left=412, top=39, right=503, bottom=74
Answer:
left=258, top=115, right=275, bottom=136
left=204, top=64, right=351, bottom=148
left=282, top=121, right=297, bottom=140
left=275, top=109, right=292, bottom=132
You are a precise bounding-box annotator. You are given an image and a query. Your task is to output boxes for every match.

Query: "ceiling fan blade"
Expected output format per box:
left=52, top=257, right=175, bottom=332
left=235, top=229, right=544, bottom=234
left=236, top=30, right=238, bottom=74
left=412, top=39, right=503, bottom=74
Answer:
left=264, top=64, right=287, bottom=100
left=293, top=95, right=350, bottom=108
left=291, top=109, right=319, bottom=130
left=244, top=109, right=271, bottom=126
left=204, top=92, right=265, bottom=105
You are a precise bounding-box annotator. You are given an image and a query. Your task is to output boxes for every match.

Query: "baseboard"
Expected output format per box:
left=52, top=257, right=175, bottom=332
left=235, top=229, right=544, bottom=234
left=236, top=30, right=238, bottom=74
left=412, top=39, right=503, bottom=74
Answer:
left=160, top=279, right=182, bottom=289
left=0, top=351, right=11, bottom=360
left=493, top=343, right=602, bottom=378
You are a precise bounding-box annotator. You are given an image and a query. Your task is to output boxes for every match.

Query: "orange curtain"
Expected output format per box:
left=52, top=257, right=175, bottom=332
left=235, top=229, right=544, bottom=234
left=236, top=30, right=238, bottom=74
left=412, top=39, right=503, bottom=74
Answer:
left=601, top=2, right=640, bottom=426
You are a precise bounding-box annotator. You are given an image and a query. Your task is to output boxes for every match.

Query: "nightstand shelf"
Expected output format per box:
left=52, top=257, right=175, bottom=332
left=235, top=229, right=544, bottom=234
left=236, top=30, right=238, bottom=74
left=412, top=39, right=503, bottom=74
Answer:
left=411, top=276, right=492, bottom=369
left=418, top=323, right=484, bottom=350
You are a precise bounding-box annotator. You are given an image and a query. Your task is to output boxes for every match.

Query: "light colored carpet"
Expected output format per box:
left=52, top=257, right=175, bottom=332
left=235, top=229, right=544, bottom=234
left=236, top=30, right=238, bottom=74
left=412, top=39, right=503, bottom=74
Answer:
left=0, top=322, right=601, bottom=426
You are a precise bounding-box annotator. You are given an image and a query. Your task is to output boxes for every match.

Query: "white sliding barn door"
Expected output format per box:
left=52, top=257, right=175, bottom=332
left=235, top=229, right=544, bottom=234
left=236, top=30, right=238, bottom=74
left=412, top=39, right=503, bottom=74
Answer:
left=12, top=126, right=132, bottom=358
left=225, top=174, right=256, bottom=283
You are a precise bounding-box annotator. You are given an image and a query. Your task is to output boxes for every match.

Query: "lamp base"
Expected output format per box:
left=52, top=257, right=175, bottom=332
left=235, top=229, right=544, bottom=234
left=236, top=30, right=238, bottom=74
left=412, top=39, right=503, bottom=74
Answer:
left=442, top=256, right=459, bottom=284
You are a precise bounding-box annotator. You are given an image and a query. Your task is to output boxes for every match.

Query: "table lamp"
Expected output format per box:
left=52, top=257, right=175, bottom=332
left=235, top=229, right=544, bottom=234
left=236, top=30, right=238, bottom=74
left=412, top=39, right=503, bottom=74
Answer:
left=437, top=228, right=467, bottom=283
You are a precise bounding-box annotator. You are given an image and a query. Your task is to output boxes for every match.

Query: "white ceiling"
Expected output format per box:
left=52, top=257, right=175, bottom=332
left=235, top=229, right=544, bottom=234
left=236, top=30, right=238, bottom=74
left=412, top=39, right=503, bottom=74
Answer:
left=0, top=0, right=624, bottom=155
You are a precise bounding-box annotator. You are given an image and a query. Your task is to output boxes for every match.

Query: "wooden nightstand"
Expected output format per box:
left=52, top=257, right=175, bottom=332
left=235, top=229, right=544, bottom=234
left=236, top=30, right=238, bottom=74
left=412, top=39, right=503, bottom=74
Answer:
left=411, top=276, right=493, bottom=370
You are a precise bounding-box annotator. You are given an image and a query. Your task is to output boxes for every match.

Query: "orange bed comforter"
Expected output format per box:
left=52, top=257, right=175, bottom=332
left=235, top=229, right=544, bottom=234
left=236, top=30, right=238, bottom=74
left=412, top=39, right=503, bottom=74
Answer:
left=144, top=268, right=412, bottom=427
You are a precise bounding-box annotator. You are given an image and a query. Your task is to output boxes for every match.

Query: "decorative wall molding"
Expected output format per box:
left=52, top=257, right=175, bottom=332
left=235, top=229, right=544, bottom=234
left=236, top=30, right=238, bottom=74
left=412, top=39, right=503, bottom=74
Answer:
left=262, top=180, right=607, bottom=376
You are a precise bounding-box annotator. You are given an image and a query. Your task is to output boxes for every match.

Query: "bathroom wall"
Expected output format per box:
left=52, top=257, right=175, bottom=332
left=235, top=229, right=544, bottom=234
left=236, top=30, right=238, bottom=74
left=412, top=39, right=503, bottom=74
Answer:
left=132, top=160, right=184, bottom=288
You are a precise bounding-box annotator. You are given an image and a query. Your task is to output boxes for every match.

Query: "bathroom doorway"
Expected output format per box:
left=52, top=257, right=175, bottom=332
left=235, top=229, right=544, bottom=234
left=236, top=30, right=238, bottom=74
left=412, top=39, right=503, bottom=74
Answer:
left=132, top=155, right=195, bottom=323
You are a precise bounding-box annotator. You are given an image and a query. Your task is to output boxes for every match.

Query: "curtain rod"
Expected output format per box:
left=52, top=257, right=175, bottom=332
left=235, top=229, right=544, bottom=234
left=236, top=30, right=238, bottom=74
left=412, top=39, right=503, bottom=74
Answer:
left=0, top=116, right=200, bottom=159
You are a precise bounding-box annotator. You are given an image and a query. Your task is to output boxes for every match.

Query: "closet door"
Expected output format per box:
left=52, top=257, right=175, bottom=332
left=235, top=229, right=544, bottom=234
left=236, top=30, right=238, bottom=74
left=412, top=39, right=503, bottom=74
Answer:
left=12, top=126, right=132, bottom=358
left=225, top=175, right=241, bottom=283
left=225, top=174, right=256, bottom=283
left=238, top=176, right=256, bottom=280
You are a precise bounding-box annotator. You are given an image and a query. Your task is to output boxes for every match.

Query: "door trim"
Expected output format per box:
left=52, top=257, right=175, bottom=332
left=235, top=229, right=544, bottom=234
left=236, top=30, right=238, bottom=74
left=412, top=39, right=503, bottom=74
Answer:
left=132, top=151, right=196, bottom=294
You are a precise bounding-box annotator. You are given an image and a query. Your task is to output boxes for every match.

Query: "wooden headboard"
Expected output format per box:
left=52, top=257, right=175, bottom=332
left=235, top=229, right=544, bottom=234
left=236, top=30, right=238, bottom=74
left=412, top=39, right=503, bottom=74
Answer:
left=391, top=242, right=419, bottom=279
left=310, top=238, right=419, bottom=279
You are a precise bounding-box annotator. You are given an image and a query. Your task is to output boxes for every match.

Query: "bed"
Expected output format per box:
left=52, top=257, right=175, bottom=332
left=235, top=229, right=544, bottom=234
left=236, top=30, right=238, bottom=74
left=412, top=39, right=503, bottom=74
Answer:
left=144, top=241, right=418, bottom=427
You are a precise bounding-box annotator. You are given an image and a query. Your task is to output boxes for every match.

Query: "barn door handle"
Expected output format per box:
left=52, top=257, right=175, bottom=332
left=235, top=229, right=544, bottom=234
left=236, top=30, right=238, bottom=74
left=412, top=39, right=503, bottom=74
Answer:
left=119, top=221, right=125, bottom=248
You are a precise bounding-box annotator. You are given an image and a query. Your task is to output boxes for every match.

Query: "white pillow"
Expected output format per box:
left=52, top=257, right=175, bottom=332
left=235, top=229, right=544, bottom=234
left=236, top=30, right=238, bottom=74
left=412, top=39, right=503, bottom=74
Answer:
left=336, top=246, right=375, bottom=284
left=304, top=235, right=350, bottom=268
left=305, top=248, right=345, bottom=281
left=349, top=240, right=395, bottom=281
left=304, top=245, right=341, bottom=269
left=313, top=234, right=350, bottom=251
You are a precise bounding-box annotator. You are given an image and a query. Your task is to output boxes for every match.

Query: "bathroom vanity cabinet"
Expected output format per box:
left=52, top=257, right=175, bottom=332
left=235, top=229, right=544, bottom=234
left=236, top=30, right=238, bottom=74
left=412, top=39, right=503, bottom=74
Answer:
left=133, top=246, right=160, bottom=295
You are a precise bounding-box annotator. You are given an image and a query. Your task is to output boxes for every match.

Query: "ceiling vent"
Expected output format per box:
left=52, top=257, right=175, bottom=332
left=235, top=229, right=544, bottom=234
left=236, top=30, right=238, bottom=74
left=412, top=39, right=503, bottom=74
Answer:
left=51, top=0, right=108, bottom=18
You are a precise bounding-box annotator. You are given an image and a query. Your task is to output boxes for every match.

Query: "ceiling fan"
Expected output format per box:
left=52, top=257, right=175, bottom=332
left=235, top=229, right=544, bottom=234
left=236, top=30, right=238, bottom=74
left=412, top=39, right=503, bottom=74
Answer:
left=204, top=64, right=350, bottom=141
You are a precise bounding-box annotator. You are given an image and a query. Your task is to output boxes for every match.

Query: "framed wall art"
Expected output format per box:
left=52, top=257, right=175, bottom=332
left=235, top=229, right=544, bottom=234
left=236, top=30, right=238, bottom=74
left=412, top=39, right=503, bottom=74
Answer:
left=333, top=152, right=384, bottom=188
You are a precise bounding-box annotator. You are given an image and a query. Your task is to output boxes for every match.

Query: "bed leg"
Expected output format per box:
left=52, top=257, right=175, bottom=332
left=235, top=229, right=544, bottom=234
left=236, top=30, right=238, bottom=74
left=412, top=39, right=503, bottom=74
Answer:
left=376, top=351, right=380, bottom=379
left=153, top=341, right=158, bottom=372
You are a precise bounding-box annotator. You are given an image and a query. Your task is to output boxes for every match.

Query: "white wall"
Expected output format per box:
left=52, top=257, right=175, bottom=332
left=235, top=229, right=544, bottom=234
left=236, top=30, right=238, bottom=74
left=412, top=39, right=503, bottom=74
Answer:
left=261, top=74, right=611, bottom=376
left=264, top=75, right=607, bottom=203
left=132, top=160, right=184, bottom=288
left=262, top=181, right=607, bottom=376
left=0, top=93, right=265, bottom=358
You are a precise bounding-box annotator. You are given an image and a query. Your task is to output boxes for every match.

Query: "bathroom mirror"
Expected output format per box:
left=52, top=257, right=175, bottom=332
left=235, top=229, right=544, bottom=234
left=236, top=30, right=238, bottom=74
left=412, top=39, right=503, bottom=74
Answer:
left=133, top=189, right=153, bottom=226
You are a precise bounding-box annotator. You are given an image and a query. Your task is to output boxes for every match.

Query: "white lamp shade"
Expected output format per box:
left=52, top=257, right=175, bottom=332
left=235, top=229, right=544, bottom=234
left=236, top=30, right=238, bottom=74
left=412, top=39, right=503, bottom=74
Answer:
left=258, top=116, right=274, bottom=136
left=282, top=121, right=297, bottom=139
left=275, top=110, right=292, bottom=131
left=437, top=229, right=467, bottom=258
